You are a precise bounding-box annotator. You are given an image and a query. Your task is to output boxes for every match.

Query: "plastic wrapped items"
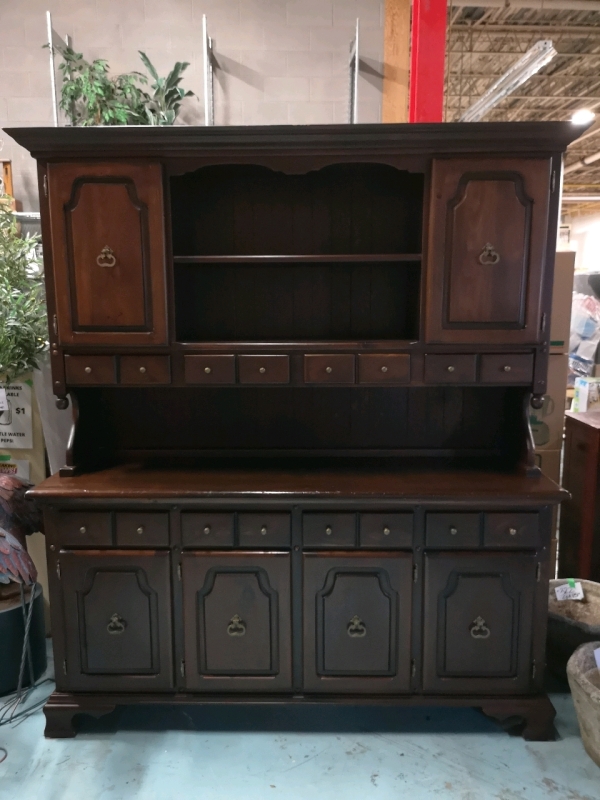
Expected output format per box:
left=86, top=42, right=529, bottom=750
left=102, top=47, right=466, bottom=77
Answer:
left=569, top=292, right=600, bottom=386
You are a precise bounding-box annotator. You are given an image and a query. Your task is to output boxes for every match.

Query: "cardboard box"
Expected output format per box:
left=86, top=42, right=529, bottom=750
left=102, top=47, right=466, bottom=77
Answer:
left=572, top=376, right=600, bottom=412
left=530, top=353, right=569, bottom=450
left=534, top=448, right=561, bottom=484
left=550, top=251, right=576, bottom=354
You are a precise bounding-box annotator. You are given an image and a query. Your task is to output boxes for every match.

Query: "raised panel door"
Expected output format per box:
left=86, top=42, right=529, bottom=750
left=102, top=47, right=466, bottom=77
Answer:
left=303, top=553, right=412, bottom=693
left=182, top=552, right=292, bottom=691
left=59, top=551, right=173, bottom=691
left=426, top=159, right=551, bottom=344
left=47, top=161, right=167, bottom=345
left=423, top=552, right=536, bottom=693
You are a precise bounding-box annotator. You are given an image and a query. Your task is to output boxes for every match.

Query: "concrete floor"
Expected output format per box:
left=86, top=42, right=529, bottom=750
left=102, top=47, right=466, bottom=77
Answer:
left=1, top=645, right=599, bottom=800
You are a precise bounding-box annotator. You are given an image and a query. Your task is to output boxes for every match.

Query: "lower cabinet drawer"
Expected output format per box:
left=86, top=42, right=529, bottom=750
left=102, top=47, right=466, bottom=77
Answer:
left=238, top=355, right=290, bottom=384
left=359, top=513, right=413, bottom=548
left=423, top=552, right=536, bottom=694
left=54, top=511, right=112, bottom=547
left=64, top=355, right=117, bottom=385
left=479, top=354, right=534, bottom=384
left=59, top=551, right=173, bottom=691
left=424, top=354, right=477, bottom=384
left=181, top=512, right=234, bottom=547
left=304, top=354, right=355, bottom=384
left=238, top=513, right=291, bottom=547
left=483, top=513, right=540, bottom=549
left=303, top=513, right=356, bottom=548
left=303, top=553, right=413, bottom=693
left=357, top=354, right=410, bottom=384
left=182, top=552, right=292, bottom=691
left=115, top=512, right=169, bottom=547
left=426, top=513, right=481, bottom=548
left=119, top=356, right=171, bottom=385
left=184, top=355, right=236, bottom=384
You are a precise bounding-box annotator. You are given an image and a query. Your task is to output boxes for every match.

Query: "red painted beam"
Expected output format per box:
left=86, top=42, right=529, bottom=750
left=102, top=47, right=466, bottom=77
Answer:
left=409, top=0, right=448, bottom=122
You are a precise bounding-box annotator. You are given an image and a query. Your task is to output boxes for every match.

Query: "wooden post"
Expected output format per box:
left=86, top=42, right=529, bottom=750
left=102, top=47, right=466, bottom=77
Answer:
left=382, top=0, right=412, bottom=123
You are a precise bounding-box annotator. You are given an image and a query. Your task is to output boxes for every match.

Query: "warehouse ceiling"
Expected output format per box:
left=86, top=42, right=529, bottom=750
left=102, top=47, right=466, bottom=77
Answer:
left=445, top=2, right=600, bottom=216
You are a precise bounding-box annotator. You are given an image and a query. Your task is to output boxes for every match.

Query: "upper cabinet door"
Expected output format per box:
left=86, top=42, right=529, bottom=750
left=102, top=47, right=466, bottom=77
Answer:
left=425, top=159, right=552, bottom=344
left=47, top=162, right=167, bottom=345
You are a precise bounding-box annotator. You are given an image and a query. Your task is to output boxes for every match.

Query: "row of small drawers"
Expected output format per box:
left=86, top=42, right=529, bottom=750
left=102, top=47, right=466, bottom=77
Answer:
left=64, top=352, right=534, bottom=386
left=53, top=510, right=540, bottom=549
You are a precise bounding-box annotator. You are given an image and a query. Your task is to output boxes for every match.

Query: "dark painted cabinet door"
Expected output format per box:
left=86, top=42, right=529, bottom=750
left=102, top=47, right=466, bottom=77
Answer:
left=47, top=161, right=167, bottom=345
left=423, top=552, right=536, bottom=694
left=303, top=553, right=412, bottom=693
left=182, top=552, right=292, bottom=692
left=426, top=158, right=551, bottom=344
left=59, top=551, right=173, bottom=691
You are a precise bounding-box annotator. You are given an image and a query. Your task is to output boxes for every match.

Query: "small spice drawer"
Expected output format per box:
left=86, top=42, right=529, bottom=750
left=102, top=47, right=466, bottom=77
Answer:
left=479, top=354, right=534, bottom=384
left=64, top=355, right=117, bottom=385
left=303, top=513, right=356, bottom=547
left=115, top=512, right=169, bottom=547
left=483, top=513, right=540, bottom=548
left=304, top=355, right=355, bottom=384
left=424, top=354, right=477, bottom=384
left=426, top=513, right=481, bottom=548
left=184, top=355, right=236, bottom=384
left=238, top=513, right=291, bottom=547
left=238, top=355, right=290, bottom=384
left=120, top=356, right=171, bottom=385
left=359, top=513, right=413, bottom=548
left=358, top=354, right=410, bottom=384
left=181, top=512, right=234, bottom=547
left=55, top=511, right=112, bottom=546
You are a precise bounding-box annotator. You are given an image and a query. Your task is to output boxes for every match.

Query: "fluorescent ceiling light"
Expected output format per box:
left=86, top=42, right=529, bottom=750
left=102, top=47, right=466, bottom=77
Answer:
left=571, top=109, right=596, bottom=126
left=459, top=40, right=557, bottom=122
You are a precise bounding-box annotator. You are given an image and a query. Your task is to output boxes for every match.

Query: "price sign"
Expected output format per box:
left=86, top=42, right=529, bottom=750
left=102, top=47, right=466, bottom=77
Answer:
left=0, top=382, right=33, bottom=449
left=555, top=580, right=585, bottom=601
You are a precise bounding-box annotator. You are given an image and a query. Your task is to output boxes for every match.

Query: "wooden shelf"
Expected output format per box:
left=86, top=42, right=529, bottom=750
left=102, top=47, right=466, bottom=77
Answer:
left=173, top=254, right=422, bottom=264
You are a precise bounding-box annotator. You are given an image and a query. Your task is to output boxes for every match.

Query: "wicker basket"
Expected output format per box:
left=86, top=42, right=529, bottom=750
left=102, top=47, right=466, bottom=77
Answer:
left=567, top=642, right=600, bottom=769
left=547, top=579, right=600, bottom=679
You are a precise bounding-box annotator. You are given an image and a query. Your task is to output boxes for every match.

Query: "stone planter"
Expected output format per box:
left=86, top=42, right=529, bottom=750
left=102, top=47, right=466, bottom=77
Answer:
left=547, top=579, right=600, bottom=679
left=567, top=642, right=600, bottom=769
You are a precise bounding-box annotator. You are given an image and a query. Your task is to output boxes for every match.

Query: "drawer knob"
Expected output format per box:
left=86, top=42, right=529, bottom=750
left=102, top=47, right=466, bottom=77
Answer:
left=79, top=526, right=87, bottom=534
left=503, top=365, right=512, bottom=372
left=470, top=616, right=491, bottom=639
left=227, top=614, right=246, bottom=637
left=107, top=612, right=126, bottom=635
left=139, top=366, right=147, bottom=374
left=447, top=365, right=455, bottom=373
left=204, top=525, right=211, bottom=535
left=449, top=526, right=458, bottom=535
left=204, top=367, right=212, bottom=374
left=261, top=525, right=268, bottom=535
left=325, top=366, right=333, bottom=374
left=259, top=367, right=266, bottom=374
left=347, top=615, right=367, bottom=638
left=508, top=527, right=517, bottom=536
left=383, top=526, right=391, bottom=535
left=381, top=366, right=388, bottom=373
left=137, top=526, right=144, bottom=535
left=325, top=525, right=333, bottom=535
left=84, top=367, right=92, bottom=374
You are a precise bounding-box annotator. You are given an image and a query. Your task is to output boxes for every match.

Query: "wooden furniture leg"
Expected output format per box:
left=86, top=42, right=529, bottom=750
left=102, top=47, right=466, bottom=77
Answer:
left=44, top=693, right=116, bottom=739
left=480, top=696, right=556, bottom=741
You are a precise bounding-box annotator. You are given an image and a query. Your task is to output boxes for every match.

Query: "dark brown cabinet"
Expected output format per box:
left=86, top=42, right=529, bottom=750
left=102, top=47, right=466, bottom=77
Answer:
left=303, top=553, right=413, bottom=693
left=181, top=552, right=292, bottom=691
left=58, top=551, right=173, bottom=691
left=423, top=552, right=536, bottom=693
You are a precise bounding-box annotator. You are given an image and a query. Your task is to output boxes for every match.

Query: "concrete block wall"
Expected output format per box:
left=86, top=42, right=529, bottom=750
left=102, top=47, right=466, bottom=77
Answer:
left=0, top=0, right=384, bottom=209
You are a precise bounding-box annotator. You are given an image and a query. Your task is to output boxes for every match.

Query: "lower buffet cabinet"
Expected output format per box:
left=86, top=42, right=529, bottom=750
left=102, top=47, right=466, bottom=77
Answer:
left=56, top=547, right=539, bottom=697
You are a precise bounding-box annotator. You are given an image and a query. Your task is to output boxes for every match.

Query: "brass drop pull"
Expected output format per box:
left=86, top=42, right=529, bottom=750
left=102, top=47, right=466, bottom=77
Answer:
left=469, top=616, right=491, bottom=639
left=347, top=615, right=367, bottom=638
left=96, top=245, right=116, bottom=268
left=478, top=243, right=500, bottom=265
left=107, top=613, right=126, bottom=635
left=227, top=614, right=246, bottom=637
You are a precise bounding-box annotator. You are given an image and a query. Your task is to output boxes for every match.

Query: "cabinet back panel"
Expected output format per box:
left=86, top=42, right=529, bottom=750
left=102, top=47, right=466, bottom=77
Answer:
left=175, top=261, right=420, bottom=342
left=75, top=386, right=524, bottom=460
left=170, top=164, right=424, bottom=256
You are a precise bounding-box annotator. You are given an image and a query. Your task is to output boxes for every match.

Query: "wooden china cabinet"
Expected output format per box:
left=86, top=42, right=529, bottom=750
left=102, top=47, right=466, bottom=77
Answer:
left=7, top=122, right=581, bottom=739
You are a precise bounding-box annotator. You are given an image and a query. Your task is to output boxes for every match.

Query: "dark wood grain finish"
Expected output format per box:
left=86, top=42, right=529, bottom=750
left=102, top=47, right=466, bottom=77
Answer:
left=120, top=356, right=171, bottom=385
left=358, top=354, right=411, bottom=384
left=181, top=512, right=234, bottom=547
left=55, top=511, right=113, bottom=547
left=238, top=355, right=290, bottom=384
left=480, top=354, right=534, bottom=384
left=424, top=354, right=477, bottom=384
left=359, top=513, right=413, bottom=549
left=238, top=513, right=291, bottom=547
left=426, top=513, right=481, bottom=548
left=303, top=513, right=356, bottom=548
left=64, top=355, right=117, bottom=385
left=304, top=355, right=356, bottom=384
left=184, top=355, right=236, bottom=384
left=115, top=512, right=169, bottom=547
left=483, top=513, right=539, bottom=549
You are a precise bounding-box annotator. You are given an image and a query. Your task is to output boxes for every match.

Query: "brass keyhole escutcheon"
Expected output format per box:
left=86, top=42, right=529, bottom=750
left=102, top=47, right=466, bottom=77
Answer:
left=96, top=245, right=116, bottom=268
left=469, top=616, right=491, bottom=639
left=227, top=614, right=246, bottom=637
left=347, top=615, right=367, bottom=638
left=107, top=613, right=126, bottom=635
left=478, top=243, right=500, bottom=266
